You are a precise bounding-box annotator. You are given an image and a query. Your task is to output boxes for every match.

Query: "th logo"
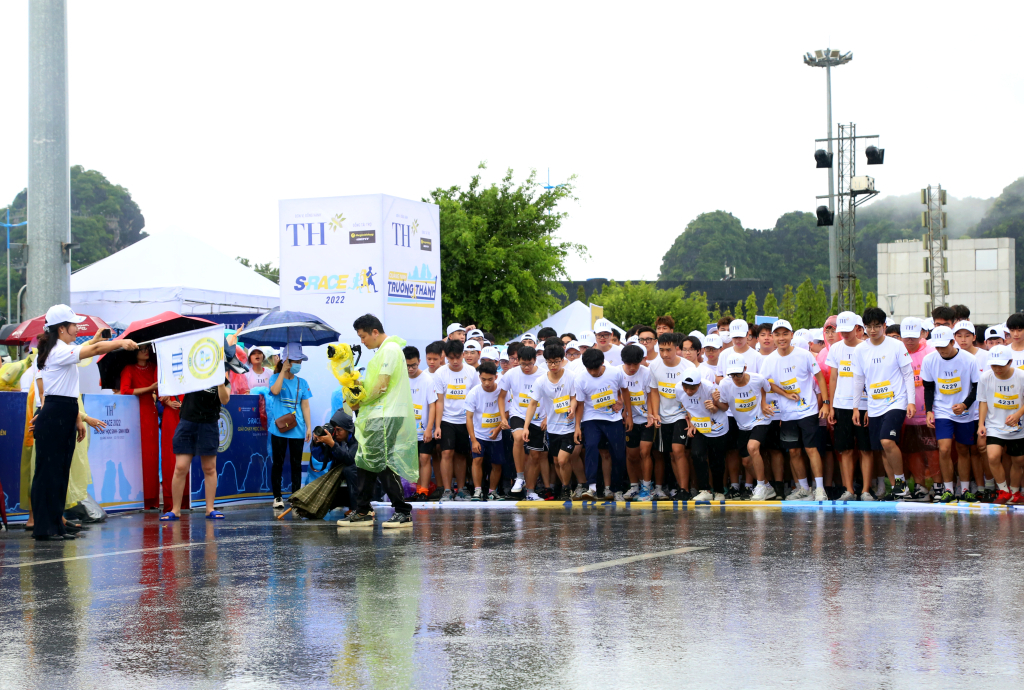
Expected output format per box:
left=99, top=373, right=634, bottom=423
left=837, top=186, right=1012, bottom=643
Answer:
left=393, top=223, right=411, bottom=247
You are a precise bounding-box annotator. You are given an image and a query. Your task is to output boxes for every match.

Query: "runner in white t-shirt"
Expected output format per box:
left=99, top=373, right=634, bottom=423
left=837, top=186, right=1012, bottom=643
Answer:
left=677, top=370, right=729, bottom=501
left=977, top=345, right=1024, bottom=504
left=826, top=312, right=873, bottom=501
left=619, top=344, right=654, bottom=500
left=405, top=346, right=437, bottom=499
left=593, top=317, right=624, bottom=367
left=647, top=333, right=697, bottom=501
left=432, top=340, right=481, bottom=502
left=498, top=345, right=547, bottom=499
left=953, top=319, right=988, bottom=501
left=920, top=327, right=979, bottom=503
left=464, top=361, right=506, bottom=501
left=716, top=320, right=762, bottom=499
left=851, top=307, right=917, bottom=501
left=716, top=352, right=775, bottom=501
left=573, top=348, right=630, bottom=501
left=524, top=340, right=577, bottom=501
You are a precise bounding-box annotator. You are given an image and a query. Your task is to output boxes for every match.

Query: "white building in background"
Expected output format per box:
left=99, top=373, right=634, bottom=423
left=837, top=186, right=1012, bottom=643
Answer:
left=877, top=237, right=1015, bottom=326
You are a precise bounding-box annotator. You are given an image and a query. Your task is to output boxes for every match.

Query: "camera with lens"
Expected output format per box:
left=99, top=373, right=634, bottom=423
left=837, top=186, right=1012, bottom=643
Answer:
left=313, top=421, right=337, bottom=439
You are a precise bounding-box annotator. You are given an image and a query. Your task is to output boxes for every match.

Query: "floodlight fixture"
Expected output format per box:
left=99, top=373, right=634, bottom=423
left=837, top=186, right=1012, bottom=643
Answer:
left=814, top=149, right=833, bottom=168
left=816, top=205, right=834, bottom=227
left=866, top=145, right=885, bottom=165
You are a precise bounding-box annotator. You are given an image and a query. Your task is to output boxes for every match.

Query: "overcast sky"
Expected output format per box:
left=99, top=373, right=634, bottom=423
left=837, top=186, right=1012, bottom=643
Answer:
left=1, top=1, right=1021, bottom=282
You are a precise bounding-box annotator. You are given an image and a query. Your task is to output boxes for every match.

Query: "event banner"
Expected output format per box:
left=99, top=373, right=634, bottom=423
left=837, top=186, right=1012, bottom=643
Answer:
left=279, top=194, right=441, bottom=435
left=83, top=394, right=145, bottom=511
left=0, top=391, right=28, bottom=516
left=155, top=324, right=226, bottom=396
left=189, top=394, right=275, bottom=504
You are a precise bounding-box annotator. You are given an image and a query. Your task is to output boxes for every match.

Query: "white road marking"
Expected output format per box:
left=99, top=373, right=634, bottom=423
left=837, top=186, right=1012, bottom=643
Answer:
left=2, top=541, right=214, bottom=569
left=557, top=546, right=708, bottom=574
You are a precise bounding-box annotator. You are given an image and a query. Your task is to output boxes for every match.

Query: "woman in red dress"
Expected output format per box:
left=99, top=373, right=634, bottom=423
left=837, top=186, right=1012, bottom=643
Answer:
left=120, top=344, right=160, bottom=510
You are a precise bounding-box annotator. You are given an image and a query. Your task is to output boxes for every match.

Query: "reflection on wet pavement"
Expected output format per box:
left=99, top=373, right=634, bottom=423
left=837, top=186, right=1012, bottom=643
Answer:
left=1, top=505, right=1023, bottom=688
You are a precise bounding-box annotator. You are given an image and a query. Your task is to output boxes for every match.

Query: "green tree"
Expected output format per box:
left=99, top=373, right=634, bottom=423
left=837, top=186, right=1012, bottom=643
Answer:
left=779, top=284, right=796, bottom=322
left=709, top=304, right=721, bottom=323
left=762, top=289, right=778, bottom=317
left=236, top=257, right=280, bottom=284
left=659, top=211, right=750, bottom=280
left=866, top=291, right=878, bottom=309
left=591, top=281, right=710, bottom=334
left=854, top=278, right=865, bottom=314
left=813, top=281, right=829, bottom=327
left=427, top=164, right=585, bottom=340
left=744, top=291, right=759, bottom=322
left=972, top=178, right=1024, bottom=306
left=576, top=284, right=587, bottom=303
left=794, top=279, right=816, bottom=330
left=831, top=290, right=839, bottom=315
left=735, top=300, right=745, bottom=322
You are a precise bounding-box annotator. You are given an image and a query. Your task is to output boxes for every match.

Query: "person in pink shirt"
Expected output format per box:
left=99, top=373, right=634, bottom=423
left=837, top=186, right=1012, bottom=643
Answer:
left=815, top=315, right=838, bottom=375
left=900, top=317, right=939, bottom=500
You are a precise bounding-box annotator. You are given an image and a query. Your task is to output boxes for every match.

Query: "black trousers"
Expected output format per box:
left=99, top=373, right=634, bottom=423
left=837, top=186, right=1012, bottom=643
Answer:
left=271, top=435, right=304, bottom=498
left=356, top=467, right=411, bottom=516
left=691, top=433, right=728, bottom=493
left=31, top=396, right=80, bottom=538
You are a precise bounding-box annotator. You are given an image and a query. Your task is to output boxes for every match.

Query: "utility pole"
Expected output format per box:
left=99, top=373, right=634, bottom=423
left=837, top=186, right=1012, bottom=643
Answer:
left=922, top=185, right=948, bottom=314
left=27, top=0, right=72, bottom=319
left=805, top=48, right=852, bottom=303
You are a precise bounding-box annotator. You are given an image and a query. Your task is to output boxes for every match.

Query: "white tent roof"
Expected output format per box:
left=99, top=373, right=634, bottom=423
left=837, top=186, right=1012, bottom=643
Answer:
left=71, top=232, right=280, bottom=317
left=512, top=300, right=625, bottom=343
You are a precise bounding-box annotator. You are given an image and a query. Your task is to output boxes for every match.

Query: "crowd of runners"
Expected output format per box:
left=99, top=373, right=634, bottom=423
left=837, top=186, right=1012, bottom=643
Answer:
left=403, top=304, right=1024, bottom=506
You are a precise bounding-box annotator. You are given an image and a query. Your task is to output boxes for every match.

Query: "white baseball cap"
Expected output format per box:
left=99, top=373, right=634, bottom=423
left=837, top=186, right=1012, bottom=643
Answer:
left=481, top=346, right=499, bottom=361
left=854, top=315, right=865, bottom=328
left=795, top=328, right=810, bottom=340
left=626, top=335, right=639, bottom=344
left=578, top=332, right=596, bottom=347
left=593, top=318, right=614, bottom=335
left=680, top=370, right=703, bottom=386
left=44, top=304, right=86, bottom=327
left=771, top=319, right=793, bottom=333
left=565, top=340, right=580, bottom=352
left=921, top=317, right=935, bottom=331
left=724, top=352, right=747, bottom=375
left=248, top=345, right=270, bottom=358
left=929, top=326, right=955, bottom=348
left=729, top=320, right=749, bottom=338
left=463, top=341, right=481, bottom=352
left=521, top=332, right=537, bottom=342
left=446, top=323, right=465, bottom=337
left=985, top=326, right=1006, bottom=340
left=809, top=328, right=825, bottom=343
left=836, top=311, right=858, bottom=333
left=467, top=328, right=484, bottom=339
left=988, top=345, right=1013, bottom=367
left=704, top=333, right=723, bottom=349
left=885, top=317, right=895, bottom=327
left=792, top=336, right=810, bottom=350
left=688, top=330, right=706, bottom=347
left=900, top=317, right=922, bottom=338
left=953, top=320, right=975, bottom=335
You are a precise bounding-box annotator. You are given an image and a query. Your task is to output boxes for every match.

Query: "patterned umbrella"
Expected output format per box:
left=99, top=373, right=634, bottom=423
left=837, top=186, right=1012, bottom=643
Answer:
left=236, top=310, right=341, bottom=347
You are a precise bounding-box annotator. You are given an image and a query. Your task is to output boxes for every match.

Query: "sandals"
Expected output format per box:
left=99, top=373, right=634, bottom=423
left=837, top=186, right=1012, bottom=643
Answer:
left=159, top=512, right=180, bottom=521
left=205, top=510, right=226, bottom=520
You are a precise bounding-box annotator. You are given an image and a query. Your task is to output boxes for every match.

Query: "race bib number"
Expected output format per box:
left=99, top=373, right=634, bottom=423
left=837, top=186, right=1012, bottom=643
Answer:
left=839, top=360, right=853, bottom=378
left=591, top=389, right=616, bottom=411
left=690, top=416, right=725, bottom=434
left=994, top=392, right=1019, bottom=411
left=630, top=391, right=646, bottom=406
left=517, top=392, right=531, bottom=409
left=938, top=377, right=962, bottom=395
left=870, top=380, right=894, bottom=401
left=481, top=412, right=500, bottom=429
left=735, top=395, right=757, bottom=413
left=780, top=378, right=800, bottom=395
left=553, top=395, right=571, bottom=415
left=658, top=381, right=676, bottom=399
left=414, top=403, right=423, bottom=421
left=914, top=368, right=922, bottom=388
left=446, top=384, right=466, bottom=400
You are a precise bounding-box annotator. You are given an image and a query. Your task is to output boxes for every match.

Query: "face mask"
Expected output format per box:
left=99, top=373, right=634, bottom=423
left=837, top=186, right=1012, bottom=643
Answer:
left=290, top=363, right=302, bottom=374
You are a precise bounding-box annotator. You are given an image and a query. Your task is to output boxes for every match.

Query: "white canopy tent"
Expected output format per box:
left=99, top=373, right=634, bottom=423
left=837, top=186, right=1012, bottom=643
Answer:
left=70, top=232, right=280, bottom=326
left=512, top=300, right=625, bottom=343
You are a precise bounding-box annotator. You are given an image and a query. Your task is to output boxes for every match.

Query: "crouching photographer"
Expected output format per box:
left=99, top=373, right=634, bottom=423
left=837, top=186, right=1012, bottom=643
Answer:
left=310, top=410, right=360, bottom=505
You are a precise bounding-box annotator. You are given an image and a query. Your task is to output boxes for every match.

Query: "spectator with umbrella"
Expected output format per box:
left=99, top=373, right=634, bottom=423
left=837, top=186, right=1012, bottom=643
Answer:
left=268, top=343, right=313, bottom=509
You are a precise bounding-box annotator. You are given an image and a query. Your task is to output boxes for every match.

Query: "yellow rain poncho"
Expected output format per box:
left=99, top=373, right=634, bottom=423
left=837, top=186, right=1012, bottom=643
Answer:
left=353, top=335, right=418, bottom=481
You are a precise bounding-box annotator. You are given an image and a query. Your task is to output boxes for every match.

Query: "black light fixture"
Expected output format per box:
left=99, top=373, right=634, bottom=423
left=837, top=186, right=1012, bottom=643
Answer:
left=816, top=205, right=834, bottom=227
left=865, top=145, right=885, bottom=165
left=814, top=149, right=833, bottom=168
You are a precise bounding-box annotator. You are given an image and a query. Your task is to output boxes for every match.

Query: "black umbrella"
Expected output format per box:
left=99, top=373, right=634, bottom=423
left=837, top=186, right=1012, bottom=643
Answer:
left=96, top=311, right=217, bottom=390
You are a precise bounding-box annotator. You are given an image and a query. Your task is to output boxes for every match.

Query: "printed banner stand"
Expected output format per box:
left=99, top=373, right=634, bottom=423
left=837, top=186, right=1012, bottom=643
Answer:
left=83, top=394, right=146, bottom=512
left=189, top=394, right=275, bottom=505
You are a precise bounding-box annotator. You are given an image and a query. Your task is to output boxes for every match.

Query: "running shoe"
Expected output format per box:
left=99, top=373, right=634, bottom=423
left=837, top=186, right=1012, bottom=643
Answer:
left=471, top=487, right=484, bottom=501
left=724, top=487, right=743, bottom=501
left=785, top=487, right=812, bottom=501
left=560, top=486, right=572, bottom=501
left=510, top=478, right=526, bottom=495
left=526, top=492, right=543, bottom=501
left=937, top=490, right=956, bottom=503
left=488, top=490, right=505, bottom=501
left=904, top=484, right=931, bottom=502
left=713, top=492, right=726, bottom=501
left=959, top=490, right=979, bottom=503
left=603, top=488, right=614, bottom=501
left=860, top=491, right=876, bottom=502
left=675, top=489, right=693, bottom=501
left=1009, top=491, right=1024, bottom=505
left=542, top=487, right=556, bottom=501
left=813, top=487, right=829, bottom=502
left=751, top=484, right=775, bottom=501
left=890, top=479, right=912, bottom=501
left=637, top=485, right=651, bottom=501
left=455, top=489, right=471, bottom=501
left=614, top=491, right=625, bottom=502
left=413, top=489, right=430, bottom=502
left=580, top=488, right=598, bottom=501
left=651, top=487, right=670, bottom=501
left=572, top=486, right=586, bottom=501
left=439, top=489, right=454, bottom=503
left=622, top=486, right=641, bottom=501
left=837, top=490, right=857, bottom=502
left=993, top=490, right=1013, bottom=505
left=979, top=488, right=995, bottom=503
left=739, top=486, right=754, bottom=500
left=692, top=490, right=714, bottom=502
left=272, top=497, right=285, bottom=509
left=382, top=513, right=413, bottom=529
left=337, top=512, right=375, bottom=528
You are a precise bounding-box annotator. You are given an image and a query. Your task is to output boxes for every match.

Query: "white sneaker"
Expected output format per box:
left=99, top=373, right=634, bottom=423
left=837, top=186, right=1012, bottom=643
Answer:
left=603, top=488, right=614, bottom=500
left=837, top=490, right=856, bottom=502
left=272, top=497, right=285, bottom=509
left=713, top=493, right=725, bottom=502
left=571, top=486, right=585, bottom=500
left=651, top=487, right=670, bottom=501
left=813, top=487, right=829, bottom=501
left=510, top=478, right=525, bottom=494
left=860, top=491, right=875, bottom=501
left=786, top=487, right=812, bottom=501
left=614, top=491, right=625, bottom=502
left=622, top=486, right=640, bottom=501
left=526, top=492, right=542, bottom=501
left=693, top=490, right=714, bottom=501
left=751, top=484, right=770, bottom=501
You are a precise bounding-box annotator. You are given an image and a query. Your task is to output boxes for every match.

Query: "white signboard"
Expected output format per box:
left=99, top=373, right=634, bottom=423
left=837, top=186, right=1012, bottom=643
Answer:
left=154, top=325, right=227, bottom=396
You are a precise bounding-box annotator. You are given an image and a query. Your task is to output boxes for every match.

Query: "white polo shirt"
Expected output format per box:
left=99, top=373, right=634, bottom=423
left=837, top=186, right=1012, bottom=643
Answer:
left=41, top=339, right=83, bottom=398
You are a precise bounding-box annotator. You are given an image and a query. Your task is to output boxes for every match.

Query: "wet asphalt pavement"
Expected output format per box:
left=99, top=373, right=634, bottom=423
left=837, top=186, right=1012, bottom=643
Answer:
left=1, top=504, right=1023, bottom=689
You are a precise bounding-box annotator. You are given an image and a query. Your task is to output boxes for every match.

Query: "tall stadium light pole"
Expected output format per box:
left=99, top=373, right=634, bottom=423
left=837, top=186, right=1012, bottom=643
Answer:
left=27, top=0, right=72, bottom=320
left=805, top=48, right=852, bottom=304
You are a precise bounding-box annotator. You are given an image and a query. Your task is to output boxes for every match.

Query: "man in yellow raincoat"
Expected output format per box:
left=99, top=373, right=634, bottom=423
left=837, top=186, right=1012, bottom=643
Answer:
left=339, top=314, right=417, bottom=529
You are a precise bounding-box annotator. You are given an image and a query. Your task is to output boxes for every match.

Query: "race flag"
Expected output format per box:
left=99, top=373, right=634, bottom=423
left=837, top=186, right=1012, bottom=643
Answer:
left=154, top=325, right=226, bottom=397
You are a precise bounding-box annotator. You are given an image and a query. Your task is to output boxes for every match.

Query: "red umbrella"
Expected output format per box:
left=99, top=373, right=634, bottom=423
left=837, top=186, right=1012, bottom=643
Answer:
left=8, top=313, right=111, bottom=343
left=96, top=312, right=217, bottom=390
